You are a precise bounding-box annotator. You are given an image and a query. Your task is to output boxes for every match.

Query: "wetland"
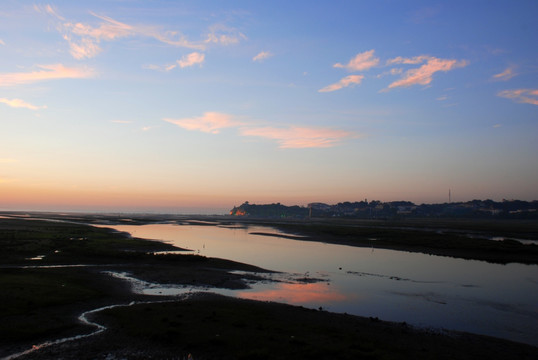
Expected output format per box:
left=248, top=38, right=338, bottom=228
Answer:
left=1, top=212, right=537, bottom=359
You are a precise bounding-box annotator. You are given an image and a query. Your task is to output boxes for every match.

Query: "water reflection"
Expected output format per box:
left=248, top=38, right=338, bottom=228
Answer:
left=104, top=222, right=538, bottom=346
left=238, top=282, right=351, bottom=305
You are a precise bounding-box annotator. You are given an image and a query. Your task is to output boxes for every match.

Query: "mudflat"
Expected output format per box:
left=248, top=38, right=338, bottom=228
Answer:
left=1, top=214, right=537, bottom=359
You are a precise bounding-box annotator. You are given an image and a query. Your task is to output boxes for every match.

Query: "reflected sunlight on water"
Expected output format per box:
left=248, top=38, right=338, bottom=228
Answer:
left=238, top=282, right=351, bottom=305
left=104, top=222, right=538, bottom=346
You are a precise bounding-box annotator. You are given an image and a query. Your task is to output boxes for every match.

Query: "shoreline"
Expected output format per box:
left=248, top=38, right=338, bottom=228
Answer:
left=219, top=217, right=538, bottom=265
left=4, top=211, right=537, bottom=264
left=9, top=293, right=538, bottom=360
left=1, top=215, right=537, bottom=359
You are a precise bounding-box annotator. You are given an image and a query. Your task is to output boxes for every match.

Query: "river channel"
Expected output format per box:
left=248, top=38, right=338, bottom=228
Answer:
left=106, top=222, right=538, bottom=346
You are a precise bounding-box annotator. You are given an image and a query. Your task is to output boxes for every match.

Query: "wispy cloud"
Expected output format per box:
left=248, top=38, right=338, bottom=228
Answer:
left=376, top=68, right=403, bottom=79
left=492, top=67, right=517, bottom=81
left=35, top=5, right=132, bottom=59
left=318, top=75, right=364, bottom=93
left=164, top=112, right=242, bottom=134
left=34, top=4, right=64, bottom=20
left=385, top=56, right=468, bottom=89
left=37, top=5, right=244, bottom=60
left=436, top=95, right=448, bottom=101
left=0, top=39, right=5, bottom=46
left=240, top=126, right=355, bottom=149
left=253, top=51, right=273, bottom=62
left=0, top=158, right=17, bottom=163
left=386, top=55, right=431, bottom=65
left=177, top=52, right=205, bottom=68
left=497, top=89, right=538, bottom=105
left=143, top=63, right=177, bottom=72
left=165, top=112, right=355, bottom=148
left=0, top=98, right=46, bottom=110
left=334, top=50, right=379, bottom=72
left=0, top=64, right=94, bottom=86
left=204, top=24, right=246, bottom=46
left=493, top=124, right=502, bottom=128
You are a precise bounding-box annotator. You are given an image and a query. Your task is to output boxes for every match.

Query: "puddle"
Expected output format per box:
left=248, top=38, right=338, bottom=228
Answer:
left=25, top=255, right=45, bottom=261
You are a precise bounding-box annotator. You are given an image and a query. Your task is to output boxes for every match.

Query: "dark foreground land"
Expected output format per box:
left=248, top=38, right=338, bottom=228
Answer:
left=1, top=214, right=537, bottom=359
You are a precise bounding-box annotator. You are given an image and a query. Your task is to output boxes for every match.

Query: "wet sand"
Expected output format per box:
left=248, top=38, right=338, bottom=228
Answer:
left=1, top=214, right=537, bottom=359
left=11, top=293, right=538, bottom=360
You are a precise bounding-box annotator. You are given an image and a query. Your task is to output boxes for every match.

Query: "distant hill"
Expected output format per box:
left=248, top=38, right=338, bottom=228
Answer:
left=229, top=199, right=538, bottom=219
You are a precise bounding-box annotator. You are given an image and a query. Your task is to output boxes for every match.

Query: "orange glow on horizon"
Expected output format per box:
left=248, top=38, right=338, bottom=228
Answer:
left=0, top=183, right=236, bottom=211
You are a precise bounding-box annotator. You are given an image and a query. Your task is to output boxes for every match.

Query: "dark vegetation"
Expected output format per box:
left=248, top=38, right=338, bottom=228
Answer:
left=267, top=219, right=538, bottom=264
left=0, top=217, right=267, bottom=358
left=0, top=214, right=537, bottom=359
left=219, top=215, right=538, bottom=264
left=230, top=199, right=538, bottom=219
left=81, top=295, right=536, bottom=360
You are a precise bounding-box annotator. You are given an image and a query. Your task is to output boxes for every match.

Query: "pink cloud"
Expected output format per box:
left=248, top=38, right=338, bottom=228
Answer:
left=240, top=126, right=355, bottom=148
left=33, top=4, right=65, bottom=20
left=252, top=51, right=273, bottom=62
left=164, top=112, right=242, bottom=134
left=492, top=67, right=517, bottom=81
left=64, top=36, right=102, bottom=59
left=497, top=89, right=538, bottom=105
left=333, top=50, right=379, bottom=72
left=143, top=63, right=177, bottom=72
left=318, top=75, right=364, bottom=93
left=165, top=112, right=356, bottom=149
left=0, top=98, right=46, bottom=110
left=70, top=13, right=133, bottom=41
left=386, top=56, right=468, bottom=89
left=38, top=6, right=215, bottom=59
left=386, top=55, right=431, bottom=65
left=177, top=52, right=205, bottom=68
left=0, top=64, right=94, bottom=86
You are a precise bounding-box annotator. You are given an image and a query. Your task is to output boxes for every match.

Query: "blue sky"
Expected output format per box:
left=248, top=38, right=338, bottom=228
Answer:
left=1, top=1, right=537, bottom=213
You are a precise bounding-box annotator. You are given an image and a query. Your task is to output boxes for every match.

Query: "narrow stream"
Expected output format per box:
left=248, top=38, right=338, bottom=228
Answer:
left=1, top=298, right=183, bottom=360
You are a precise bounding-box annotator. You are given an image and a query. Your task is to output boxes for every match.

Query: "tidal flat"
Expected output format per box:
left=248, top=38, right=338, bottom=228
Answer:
left=0, top=213, right=537, bottom=359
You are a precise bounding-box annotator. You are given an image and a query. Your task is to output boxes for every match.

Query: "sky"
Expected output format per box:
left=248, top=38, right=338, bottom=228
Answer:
left=1, top=0, right=537, bottom=213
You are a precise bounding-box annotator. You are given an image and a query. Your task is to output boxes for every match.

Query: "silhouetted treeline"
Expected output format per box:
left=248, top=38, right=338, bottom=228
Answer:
left=229, top=199, right=538, bottom=219
left=230, top=201, right=308, bottom=218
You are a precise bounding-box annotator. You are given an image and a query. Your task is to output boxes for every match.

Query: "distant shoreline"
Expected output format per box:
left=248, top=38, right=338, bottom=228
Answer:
left=2, top=211, right=538, bottom=264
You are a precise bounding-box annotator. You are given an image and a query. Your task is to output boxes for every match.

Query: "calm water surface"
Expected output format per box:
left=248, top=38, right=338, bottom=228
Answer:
left=108, top=222, right=538, bottom=346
